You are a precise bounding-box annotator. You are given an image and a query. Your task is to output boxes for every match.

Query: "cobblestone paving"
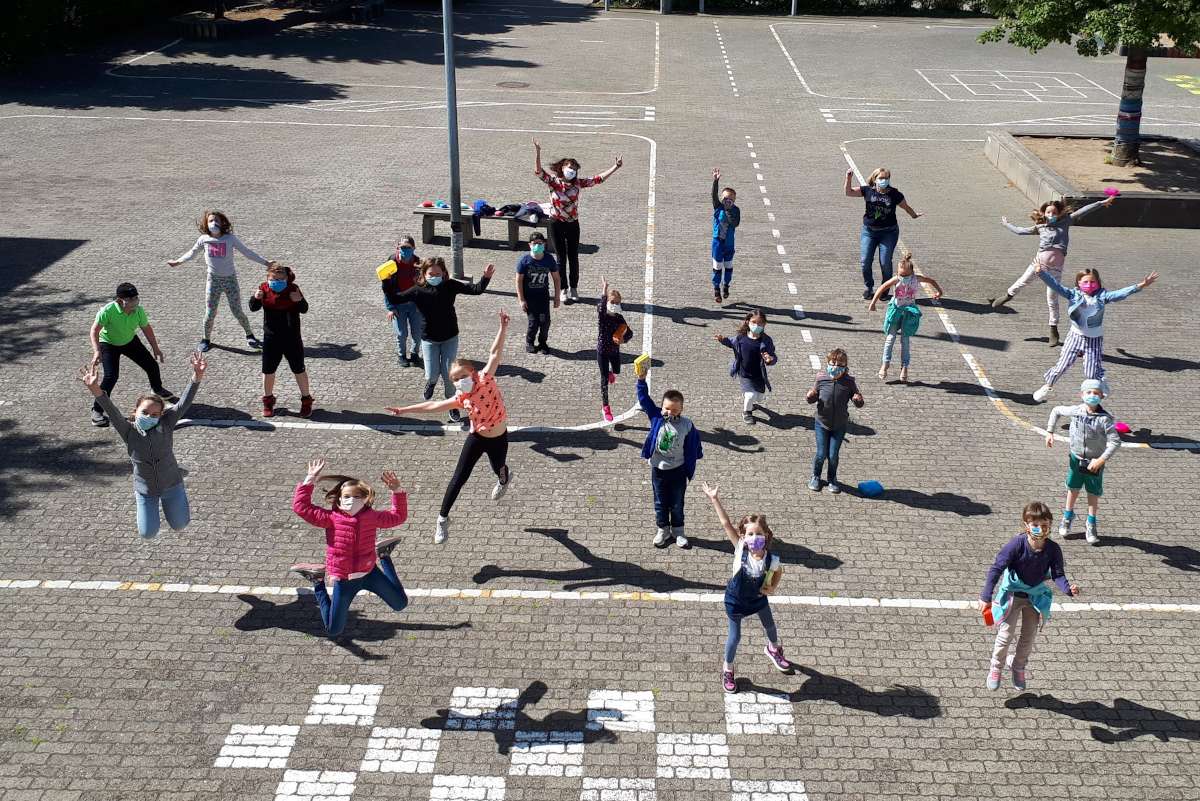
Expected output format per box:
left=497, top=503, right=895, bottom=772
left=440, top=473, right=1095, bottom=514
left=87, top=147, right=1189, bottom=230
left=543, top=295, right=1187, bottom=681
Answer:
left=1, top=2, right=1199, bottom=799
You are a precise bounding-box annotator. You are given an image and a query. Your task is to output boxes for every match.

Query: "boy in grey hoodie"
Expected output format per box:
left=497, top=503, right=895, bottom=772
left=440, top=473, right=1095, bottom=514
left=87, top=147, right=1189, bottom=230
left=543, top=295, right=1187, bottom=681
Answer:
left=1045, top=378, right=1119, bottom=545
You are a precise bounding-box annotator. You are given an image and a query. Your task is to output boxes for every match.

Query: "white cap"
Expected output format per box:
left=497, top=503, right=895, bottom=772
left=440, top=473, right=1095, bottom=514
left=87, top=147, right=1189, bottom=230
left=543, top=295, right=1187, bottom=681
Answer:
left=1080, top=379, right=1105, bottom=396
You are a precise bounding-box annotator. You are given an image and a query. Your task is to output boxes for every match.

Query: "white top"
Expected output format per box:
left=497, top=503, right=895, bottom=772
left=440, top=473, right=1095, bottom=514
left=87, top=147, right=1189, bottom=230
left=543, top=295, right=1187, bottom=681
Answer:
left=176, top=233, right=269, bottom=278
left=731, top=540, right=779, bottom=578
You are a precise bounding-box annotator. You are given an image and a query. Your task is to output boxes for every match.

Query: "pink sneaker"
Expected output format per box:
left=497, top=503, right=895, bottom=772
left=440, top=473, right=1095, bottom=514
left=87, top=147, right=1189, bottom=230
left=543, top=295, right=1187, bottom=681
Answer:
left=722, top=669, right=737, bottom=694
left=986, top=669, right=1001, bottom=690
left=607, top=371, right=617, bottom=385
left=765, top=643, right=792, bottom=672
left=602, top=405, right=614, bottom=422
left=1012, top=669, right=1027, bottom=690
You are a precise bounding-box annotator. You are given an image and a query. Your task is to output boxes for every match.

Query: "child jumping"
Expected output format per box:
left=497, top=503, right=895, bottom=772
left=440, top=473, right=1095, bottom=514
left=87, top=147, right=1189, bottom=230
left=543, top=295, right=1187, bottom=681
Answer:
left=1031, top=266, right=1158, bottom=402
left=77, top=351, right=205, bottom=541
left=703, top=482, right=792, bottom=694
left=1045, top=379, right=1120, bottom=545
left=249, top=263, right=313, bottom=418
left=991, top=195, right=1115, bottom=347
left=598, top=277, right=634, bottom=422
left=88, top=282, right=175, bottom=427
left=634, top=358, right=703, bottom=549
left=978, top=501, right=1080, bottom=691
left=167, top=209, right=271, bottom=353
left=386, top=311, right=514, bottom=545
left=867, top=251, right=942, bottom=383
left=805, top=348, right=864, bottom=493
left=714, top=309, right=777, bottom=425
left=290, top=458, right=410, bottom=639
left=515, top=231, right=560, bottom=354
left=710, top=168, right=741, bottom=304
left=381, top=236, right=424, bottom=368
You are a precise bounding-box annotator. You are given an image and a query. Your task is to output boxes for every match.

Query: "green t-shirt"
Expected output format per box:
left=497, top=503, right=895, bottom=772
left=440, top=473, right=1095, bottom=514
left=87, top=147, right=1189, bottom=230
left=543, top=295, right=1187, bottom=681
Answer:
left=95, top=302, right=149, bottom=346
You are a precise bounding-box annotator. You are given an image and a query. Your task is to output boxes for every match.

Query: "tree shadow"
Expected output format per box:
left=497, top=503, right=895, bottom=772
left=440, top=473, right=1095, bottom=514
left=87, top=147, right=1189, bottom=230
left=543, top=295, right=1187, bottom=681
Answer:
left=306, top=341, right=362, bottom=361
left=0, top=237, right=91, bottom=363
left=1006, top=693, right=1200, bottom=743
left=746, top=665, right=942, bottom=719
left=906, top=379, right=1040, bottom=407
left=1107, top=348, right=1200, bottom=374
left=852, top=486, right=991, bottom=516
left=234, top=593, right=471, bottom=661
left=0, top=419, right=124, bottom=518
left=420, top=680, right=619, bottom=756
left=473, top=527, right=727, bottom=593
left=686, top=535, right=843, bottom=571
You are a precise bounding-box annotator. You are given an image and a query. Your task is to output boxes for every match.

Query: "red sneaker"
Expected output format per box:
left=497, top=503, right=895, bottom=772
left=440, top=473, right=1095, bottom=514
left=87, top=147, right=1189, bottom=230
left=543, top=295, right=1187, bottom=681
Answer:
left=300, top=395, right=315, bottom=418
left=602, top=405, right=613, bottom=422
left=607, top=371, right=617, bottom=385
left=262, top=395, right=276, bottom=418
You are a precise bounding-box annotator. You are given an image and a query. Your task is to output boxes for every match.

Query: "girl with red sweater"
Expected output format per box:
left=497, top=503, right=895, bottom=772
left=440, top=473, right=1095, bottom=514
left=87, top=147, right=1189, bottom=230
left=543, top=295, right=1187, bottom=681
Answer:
left=290, top=458, right=410, bottom=638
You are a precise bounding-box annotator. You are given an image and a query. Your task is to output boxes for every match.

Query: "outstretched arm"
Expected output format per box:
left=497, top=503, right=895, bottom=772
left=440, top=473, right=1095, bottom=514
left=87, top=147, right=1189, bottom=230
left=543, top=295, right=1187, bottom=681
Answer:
left=867, top=277, right=899, bottom=310
left=168, top=237, right=203, bottom=266
left=1001, top=216, right=1037, bottom=235
left=230, top=234, right=271, bottom=267
left=1036, top=268, right=1074, bottom=300
left=533, top=138, right=544, bottom=176
left=386, top=396, right=460, bottom=416
left=702, top=482, right=740, bottom=545
left=595, top=154, right=622, bottom=182
left=712, top=169, right=721, bottom=209
left=482, top=310, right=510, bottom=376
left=1102, top=272, right=1157, bottom=304
left=1070, top=198, right=1111, bottom=220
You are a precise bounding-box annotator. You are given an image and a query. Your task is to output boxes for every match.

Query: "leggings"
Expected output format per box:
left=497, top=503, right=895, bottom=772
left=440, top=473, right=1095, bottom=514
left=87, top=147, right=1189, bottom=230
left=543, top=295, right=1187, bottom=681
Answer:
left=549, top=219, right=581, bottom=291
left=724, top=604, right=779, bottom=665
left=312, top=556, right=409, bottom=638
left=598, top=351, right=620, bottom=406
left=1044, top=329, right=1105, bottom=387
left=93, top=338, right=165, bottom=414
left=439, top=431, right=509, bottom=517
left=204, top=273, right=254, bottom=339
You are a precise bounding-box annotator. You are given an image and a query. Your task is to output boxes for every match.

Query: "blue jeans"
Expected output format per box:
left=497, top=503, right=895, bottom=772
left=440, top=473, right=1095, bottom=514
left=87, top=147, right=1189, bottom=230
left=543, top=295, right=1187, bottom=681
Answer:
left=312, top=556, right=409, bottom=638
left=135, top=482, right=190, bottom=539
left=859, top=225, right=899, bottom=291
left=390, top=302, right=424, bottom=359
left=651, top=465, right=687, bottom=529
left=421, top=335, right=459, bottom=400
left=724, top=604, right=779, bottom=664
left=812, top=421, right=846, bottom=483
left=883, top=328, right=911, bottom=367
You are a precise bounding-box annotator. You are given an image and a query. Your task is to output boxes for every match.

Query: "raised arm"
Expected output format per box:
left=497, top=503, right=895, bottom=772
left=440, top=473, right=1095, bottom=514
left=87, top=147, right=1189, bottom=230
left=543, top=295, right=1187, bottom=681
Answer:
left=844, top=168, right=862, bottom=197
left=229, top=234, right=271, bottom=267
left=1069, top=198, right=1110, bottom=220
left=457, top=263, right=494, bottom=295
left=161, top=352, right=206, bottom=426
left=293, top=461, right=334, bottom=528
left=533, top=138, right=544, bottom=175
left=78, top=363, right=132, bottom=440
left=1036, top=268, right=1074, bottom=300
left=1101, top=272, right=1156, bottom=304
left=482, top=310, right=510, bottom=377
left=712, top=170, right=721, bottom=209
left=595, top=154, right=622, bottom=182
left=702, top=482, right=740, bottom=545
left=368, top=471, right=408, bottom=528
left=635, top=377, right=661, bottom=420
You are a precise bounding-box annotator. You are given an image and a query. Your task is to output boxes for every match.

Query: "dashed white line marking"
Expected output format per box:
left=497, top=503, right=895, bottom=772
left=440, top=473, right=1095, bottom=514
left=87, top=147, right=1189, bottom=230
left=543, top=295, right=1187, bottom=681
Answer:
left=787, top=283, right=797, bottom=294
left=762, top=198, right=771, bottom=206
left=801, top=329, right=813, bottom=343
left=749, top=151, right=757, bottom=157
left=809, top=354, right=822, bottom=370
left=781, top=263, right=791, bottom=273
left=775, top=245, right=786, bottom=255
left=767, top=212, right=775, bottom=221
left=752, top=162, right=760, bottom=168
left=759, top=185, right=767, bottom=193
left=793, top=304, right=805, bottom=319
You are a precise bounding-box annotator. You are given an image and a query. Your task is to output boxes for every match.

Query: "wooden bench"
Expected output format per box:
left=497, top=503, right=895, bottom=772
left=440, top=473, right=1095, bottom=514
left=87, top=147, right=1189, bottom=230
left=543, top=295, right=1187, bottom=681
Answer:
left=413, top=207, right=554, bottom=251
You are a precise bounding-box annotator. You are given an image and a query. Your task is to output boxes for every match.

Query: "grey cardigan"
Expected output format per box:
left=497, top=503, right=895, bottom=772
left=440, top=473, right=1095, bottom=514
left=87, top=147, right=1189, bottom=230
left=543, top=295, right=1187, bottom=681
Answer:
left=95, top=381, right=200, bottom=495
left=1046, top=403, right=1119, bottom=462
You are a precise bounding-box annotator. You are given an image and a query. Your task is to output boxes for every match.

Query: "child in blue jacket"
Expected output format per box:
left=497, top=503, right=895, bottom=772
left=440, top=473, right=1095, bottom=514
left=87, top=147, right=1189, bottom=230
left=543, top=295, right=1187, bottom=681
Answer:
left=711, top=168, right=741, bottom=304
left=634, top=359, right=703, bottom=549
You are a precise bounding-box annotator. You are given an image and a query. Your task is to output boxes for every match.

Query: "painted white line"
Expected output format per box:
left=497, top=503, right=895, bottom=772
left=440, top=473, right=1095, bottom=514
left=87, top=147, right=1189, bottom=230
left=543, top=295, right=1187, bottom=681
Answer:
left=787, top=283, right=797, bottom=295
left=925, top=24, right=989, bottom=29
left=749, top=151, right=757, bottom=157
left=550, top=123, right=614, bottom=127
left=752, top=162, right=760, bottom=168
left=801, top=329, right=813, bottom=343
left=808, top=355, right=822, bottom=370
left=762, top=198, right=771, bottom=206
left=766, top=212, right=775, bottom=221
left=111, top=38, right=181, bottom=70
left=771, top=229, right=780, bottom=238
left=759, top=185, right=767, bottom=193
left=781, top=263, right=791, bottom=274
left=775, top=244, right=786, bottom=255
left=792, top=304, right=805, bottom=319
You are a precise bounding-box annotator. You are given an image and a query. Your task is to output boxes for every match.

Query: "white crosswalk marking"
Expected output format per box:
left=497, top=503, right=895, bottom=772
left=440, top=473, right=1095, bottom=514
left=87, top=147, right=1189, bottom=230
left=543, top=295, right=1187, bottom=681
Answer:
left=586, top=689, right=656, bottom=732
left=305, top=684, right=383, bottom=725
left=360, top=727, right=441, bottom=773
left=656, top=733, right=731, bottom=779
left=724, top=691, right=796, bottom=736
left=214, top=724, right=299, bottom=769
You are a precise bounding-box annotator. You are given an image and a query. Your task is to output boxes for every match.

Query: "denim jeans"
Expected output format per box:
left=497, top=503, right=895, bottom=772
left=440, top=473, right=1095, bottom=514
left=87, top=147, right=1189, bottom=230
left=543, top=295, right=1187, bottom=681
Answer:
left=859, top=225, right=900, bottom=291
left=135, top=482, right=191, bottom=539
left=421, top=335, right=459, bottom=400
left=390, top=302, right=424, bottom=358
left=882, top=327, right=911, bottom=367
left=651, top=465, right=687, bottom=529
left=312, top=556, right=409, bottom=638
left=724, top=605, right=779, bottom=664
left=812, top=420, right=846, bottom=483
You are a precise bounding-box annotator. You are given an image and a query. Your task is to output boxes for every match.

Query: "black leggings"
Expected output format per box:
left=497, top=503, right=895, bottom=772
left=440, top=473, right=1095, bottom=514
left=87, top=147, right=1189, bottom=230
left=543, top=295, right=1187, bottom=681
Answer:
left=598, top=351, right=620, bottom=406
left=439, top=431, right=509, bottom=517
left=549, top=219, right=581, bottom=291
left=94, top=338, right=164, bottom=414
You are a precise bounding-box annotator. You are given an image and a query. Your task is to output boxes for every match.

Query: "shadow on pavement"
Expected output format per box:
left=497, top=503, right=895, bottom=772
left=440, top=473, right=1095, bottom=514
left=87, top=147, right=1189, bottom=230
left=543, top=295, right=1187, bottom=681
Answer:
left=1006, top=693, right=1200, bottom=743
left=686, top=535, right=843, bottom=572
left=746, top=665, right=942, bottom=719
left=1062, top=533, right=1200, bottom=572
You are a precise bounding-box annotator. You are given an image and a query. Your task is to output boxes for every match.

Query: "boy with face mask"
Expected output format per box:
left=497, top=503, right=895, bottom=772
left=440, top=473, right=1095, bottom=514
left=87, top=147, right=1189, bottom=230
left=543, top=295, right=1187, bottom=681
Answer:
left=634, top=359, right=703, bottom=549
left=1045, top=379, right=1120, bottom=545
left=805, top=348, right=864, bottom=493
left=87, top=282, right=175, bottom=427
left=515, top=232, right=561, bottom=353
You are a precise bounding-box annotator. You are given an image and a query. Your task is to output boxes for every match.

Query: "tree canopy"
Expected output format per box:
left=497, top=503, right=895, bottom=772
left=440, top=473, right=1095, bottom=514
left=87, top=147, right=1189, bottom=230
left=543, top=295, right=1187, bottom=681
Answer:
left=979, top=0, right=1200, bottom=56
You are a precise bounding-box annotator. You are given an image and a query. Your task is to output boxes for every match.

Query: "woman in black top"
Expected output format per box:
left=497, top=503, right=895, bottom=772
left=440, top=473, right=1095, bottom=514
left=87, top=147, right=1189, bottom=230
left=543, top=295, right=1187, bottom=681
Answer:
left=395, top=257, right=494, bottom=421
left=843, top=167, right=922, bottom=299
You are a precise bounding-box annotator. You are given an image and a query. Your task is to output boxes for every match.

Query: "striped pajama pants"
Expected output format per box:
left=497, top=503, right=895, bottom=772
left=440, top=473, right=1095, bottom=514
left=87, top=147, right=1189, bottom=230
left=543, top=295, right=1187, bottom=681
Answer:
left=1044, top=329, right=1105, bottom=387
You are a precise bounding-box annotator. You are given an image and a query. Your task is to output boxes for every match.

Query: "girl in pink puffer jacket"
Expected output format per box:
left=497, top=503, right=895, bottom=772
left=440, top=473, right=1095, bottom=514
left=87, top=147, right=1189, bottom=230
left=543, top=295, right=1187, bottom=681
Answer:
left=290, top=458, right=410, bottom=638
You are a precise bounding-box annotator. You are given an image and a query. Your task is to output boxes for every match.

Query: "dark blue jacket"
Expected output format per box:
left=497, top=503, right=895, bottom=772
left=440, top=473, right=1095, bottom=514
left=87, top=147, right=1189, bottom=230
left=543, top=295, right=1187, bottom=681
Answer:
left=636, top=379, right=703, bottom=479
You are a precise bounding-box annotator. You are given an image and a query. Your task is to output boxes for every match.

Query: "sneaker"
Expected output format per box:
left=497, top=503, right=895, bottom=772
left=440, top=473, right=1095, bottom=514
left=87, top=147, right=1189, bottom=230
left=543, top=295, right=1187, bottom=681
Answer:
left=826, top=482, right=841, bottom=494
left=986, top=669, right=1001, bottom=690
left=765, top=644, right=792, bottom=672
left=434, top=516, right=449, bottom=545
left=538, top=345, right=551, bottom=355
left=1011, top=668, right=1027, bottom=690
left=153, top=388, right=179, bottom=403
left=246, top=334, right=262, bottom=350
left=1032, top=384, right=1052, bottom=403
left=602, top=405, right=613, bottom=422
left=862, top=287, right=874, bottom=300
left=742, top=411, right=755, bottom=424
left=675, top=532, right=689, bottom=549
left=197, top=339, right=212, bottom=353
left=722, top=284, right=730, bottom=300
left=299, top=395, right=315, bottom=419
left=569, top=287, right=579, bottom=302
left=653, top=527, right=670, bottom=547
left=409, top=350, right=423, bottom=365
left=376, top=536, right=403, bottom=559
left=422, top=382, right=437, bottom=401
left=525, top=342, right=536, bottom=354
left=398, top=355, right=411, bottom=368
left=491, top=466, right=512, bottom=500
left=722, top=669, right=737, bottom=694
left=807, top=477, right=822, bottom=492
left=713, top=288, right=723, bottom=304
left=139, top=530, right=162, bottom=545
left=90, top=409, right=110, bottom=427
left=1085, top=518, right=1099, bottom=545
left=560, top=289, right=569, bottom=304
left=262, top=394, right=276, bottom=418
left=290, top=563, right=326, bottom=583
left=1058, top=515, right=1073, bottom=539
left=449, top=408, right=462, bottom=423
left=607, top=371, right=617, bottom=385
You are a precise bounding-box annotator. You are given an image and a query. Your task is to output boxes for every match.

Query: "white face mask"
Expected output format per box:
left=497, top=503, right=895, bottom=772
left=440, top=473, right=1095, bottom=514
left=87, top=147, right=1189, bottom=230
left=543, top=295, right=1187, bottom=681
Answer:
left=607, top=302, right=622, bottom=315
left=562, top=167, right=578, bottom=181
left=454, top=375, right=475, bottom=394
left=339, top=496, right=366, bottom=515
left=207, top=220, right=222, bottom=235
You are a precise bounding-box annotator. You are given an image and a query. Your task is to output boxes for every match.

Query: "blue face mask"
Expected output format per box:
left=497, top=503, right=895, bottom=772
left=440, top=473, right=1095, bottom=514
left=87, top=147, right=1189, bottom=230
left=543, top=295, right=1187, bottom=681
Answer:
left=1045, top=214, right=1059, bottom=224
left=530, top=244, right=545, bottom=257
left=827, top=365, right=845, bottom=377
left=1083, top=394, right=1102, bottom=406
left=267, top=279, right=288, bottom=292
left=135, top=413, right=160, bottom=431
left=427, top=275, right=444, bottom=286
left=876, top=178, right=890, bottom=189
left=749, top=323, right=764, bottom=335
left=399, top=247, right=414, bottom=260
left=1029, top=525, right=1043, bottom=537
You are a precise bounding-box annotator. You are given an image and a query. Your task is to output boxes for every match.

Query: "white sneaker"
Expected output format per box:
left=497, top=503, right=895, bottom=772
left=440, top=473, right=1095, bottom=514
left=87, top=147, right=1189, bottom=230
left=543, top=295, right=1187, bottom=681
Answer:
left=560, top=289, right=569, bottom=303
left=491, top=466, right=512, bottom=500
left=434, top=516, right=449, bottom=545
left=1032, top=384, right=1052, bottom=403
left=1085, top=518, right=1099, bottom=545
left=653, top=527, right=669, bottom=547
left=1058, top=516, right=1073, bottom=539
left=675, top=533, right=689, bottom=548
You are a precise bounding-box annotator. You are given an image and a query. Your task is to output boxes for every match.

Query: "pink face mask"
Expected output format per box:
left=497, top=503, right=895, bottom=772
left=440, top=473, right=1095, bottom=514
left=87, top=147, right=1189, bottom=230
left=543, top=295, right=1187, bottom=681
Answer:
left=1079, top=281, right=1100, bottom=295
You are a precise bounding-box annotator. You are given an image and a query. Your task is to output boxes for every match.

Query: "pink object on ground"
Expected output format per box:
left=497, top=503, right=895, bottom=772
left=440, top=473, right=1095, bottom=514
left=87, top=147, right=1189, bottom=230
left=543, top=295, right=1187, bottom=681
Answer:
left=1115, top=421, right=1131, bottom=435
left=1103, top=187, right=1121, bottom=197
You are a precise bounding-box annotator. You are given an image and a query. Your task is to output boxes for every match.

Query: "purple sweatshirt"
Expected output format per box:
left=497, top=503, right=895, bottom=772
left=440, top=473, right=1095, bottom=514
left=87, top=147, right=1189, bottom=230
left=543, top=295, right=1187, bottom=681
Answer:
left=980, top=533, right=1072, bottom=602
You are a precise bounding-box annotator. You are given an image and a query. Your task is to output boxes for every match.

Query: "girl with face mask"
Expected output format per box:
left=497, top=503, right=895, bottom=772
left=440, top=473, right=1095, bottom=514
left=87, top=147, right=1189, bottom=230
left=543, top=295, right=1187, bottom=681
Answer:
left=714, top=309, right=777, bottom=425
left=992, top=194, right=1116, bottom=347
left=289, top=458, right=411, bottom=639
left=1030, top=266, right=1158, bottom=403
left=386, top=311, right=513, bottom=545
left=249, top=263, right=313, bottom=419
left=166, top=209, right=272, bottom=353
left=867, top=251, right=943, bottom=384
left=533, top=138, right=623, bottom=304
left=805, top=348, right=864, bottom=493
left=77, top=351, right=206, bottom=541
left=702, top=483, right=792, bottom=694
left=597, top=277, right=634, bottom=422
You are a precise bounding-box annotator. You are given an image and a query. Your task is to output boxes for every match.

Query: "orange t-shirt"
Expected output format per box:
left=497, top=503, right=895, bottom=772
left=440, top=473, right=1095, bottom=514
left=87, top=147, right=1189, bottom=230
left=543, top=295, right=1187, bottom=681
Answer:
left=455, top=372, right=507, bottom=433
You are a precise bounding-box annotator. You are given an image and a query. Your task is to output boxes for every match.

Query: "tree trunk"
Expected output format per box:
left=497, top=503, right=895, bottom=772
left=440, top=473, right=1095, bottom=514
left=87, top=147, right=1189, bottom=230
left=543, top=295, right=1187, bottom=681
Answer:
left=1111, top=49, right=1147, bottom=166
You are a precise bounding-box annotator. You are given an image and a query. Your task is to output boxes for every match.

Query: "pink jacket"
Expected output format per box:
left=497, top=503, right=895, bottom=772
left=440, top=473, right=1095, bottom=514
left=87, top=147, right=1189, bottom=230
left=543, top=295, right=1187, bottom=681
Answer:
left=292, top=482, right=408, bottom=579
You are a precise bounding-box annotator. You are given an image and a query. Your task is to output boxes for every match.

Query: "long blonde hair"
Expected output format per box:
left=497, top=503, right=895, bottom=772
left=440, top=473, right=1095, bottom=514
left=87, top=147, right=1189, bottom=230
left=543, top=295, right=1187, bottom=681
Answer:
left=866, top=167, right=891, bottom=187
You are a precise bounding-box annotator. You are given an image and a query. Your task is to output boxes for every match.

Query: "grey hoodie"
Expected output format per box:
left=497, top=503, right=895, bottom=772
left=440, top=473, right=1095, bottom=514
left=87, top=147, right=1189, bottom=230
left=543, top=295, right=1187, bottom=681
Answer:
left=95, top=381, right=200, bottom=495
left=1046, top=402, right=1119, bottom=462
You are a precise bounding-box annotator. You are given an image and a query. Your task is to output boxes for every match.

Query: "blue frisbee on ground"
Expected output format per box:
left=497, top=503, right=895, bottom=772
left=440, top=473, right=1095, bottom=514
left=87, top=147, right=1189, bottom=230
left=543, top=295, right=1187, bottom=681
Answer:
left=858, top=480, right=885, bottom=498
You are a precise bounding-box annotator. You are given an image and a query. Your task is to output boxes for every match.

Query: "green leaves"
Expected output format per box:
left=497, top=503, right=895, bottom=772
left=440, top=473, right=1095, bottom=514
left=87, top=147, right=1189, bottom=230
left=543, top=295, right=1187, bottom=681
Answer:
left=977, top=0, right=1200, bottom=57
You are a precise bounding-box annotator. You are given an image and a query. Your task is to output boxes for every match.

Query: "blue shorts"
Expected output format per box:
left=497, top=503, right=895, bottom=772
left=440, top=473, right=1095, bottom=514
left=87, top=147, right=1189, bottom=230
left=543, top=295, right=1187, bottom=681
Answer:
left=711, top=238, right=735, bottom=264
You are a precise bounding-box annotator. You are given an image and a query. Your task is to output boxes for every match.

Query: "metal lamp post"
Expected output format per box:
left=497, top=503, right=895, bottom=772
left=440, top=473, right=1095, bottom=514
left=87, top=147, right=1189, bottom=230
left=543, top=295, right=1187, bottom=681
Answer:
left=442, top=0, right=466, bottom=278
